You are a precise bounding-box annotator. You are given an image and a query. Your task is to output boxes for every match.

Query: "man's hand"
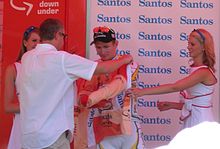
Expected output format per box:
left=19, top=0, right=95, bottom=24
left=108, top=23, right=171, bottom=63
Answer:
left=119, top=54, right=133, bottom=65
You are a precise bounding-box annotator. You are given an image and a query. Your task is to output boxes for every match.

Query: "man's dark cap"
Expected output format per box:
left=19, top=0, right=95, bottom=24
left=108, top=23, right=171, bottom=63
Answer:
left=90, top=27, right=116, bottom=45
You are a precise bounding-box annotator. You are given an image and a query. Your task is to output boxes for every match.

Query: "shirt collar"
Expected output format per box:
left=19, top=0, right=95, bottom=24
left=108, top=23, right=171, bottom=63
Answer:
left=36, top=43, right=58, bottom=51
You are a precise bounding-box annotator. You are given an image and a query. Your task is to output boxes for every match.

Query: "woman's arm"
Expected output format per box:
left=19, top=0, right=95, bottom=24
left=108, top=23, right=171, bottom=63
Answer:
left=157, top=101, right=184, bottom=111
left=4, top=64, right=20, bottom=113
left=128, top=68, right=212, bottom=97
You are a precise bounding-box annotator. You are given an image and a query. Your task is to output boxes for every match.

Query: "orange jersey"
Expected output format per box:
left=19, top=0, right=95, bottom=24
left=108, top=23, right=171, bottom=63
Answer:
left=75, top=61, right=139, bottom=148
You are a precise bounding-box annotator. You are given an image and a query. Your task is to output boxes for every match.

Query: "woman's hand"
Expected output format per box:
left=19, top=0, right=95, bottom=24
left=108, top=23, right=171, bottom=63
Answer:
left=157, top=101, right=173, bottom=111
left=126, top=87, right=143, bottom=98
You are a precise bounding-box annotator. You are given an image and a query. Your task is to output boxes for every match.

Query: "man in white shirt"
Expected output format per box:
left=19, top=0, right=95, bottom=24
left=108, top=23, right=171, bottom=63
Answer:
left=18, top=18, right=133, bottom=149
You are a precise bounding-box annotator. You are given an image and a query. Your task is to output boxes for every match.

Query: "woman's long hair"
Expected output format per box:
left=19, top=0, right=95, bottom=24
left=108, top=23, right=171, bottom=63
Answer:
left=191, top=29, right=216, bottom=72
left=16, top=26, right=39, bottom=61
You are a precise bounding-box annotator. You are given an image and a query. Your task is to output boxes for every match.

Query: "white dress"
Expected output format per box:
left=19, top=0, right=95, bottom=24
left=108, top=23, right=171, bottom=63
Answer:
left=8, top=62, right=21, bottom=149
left=179, top=66, right=217, bottom=128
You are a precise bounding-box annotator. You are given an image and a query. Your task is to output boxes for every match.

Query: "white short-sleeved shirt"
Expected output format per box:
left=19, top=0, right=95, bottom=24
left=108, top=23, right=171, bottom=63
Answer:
left=18, top=44, right=97, bottom=148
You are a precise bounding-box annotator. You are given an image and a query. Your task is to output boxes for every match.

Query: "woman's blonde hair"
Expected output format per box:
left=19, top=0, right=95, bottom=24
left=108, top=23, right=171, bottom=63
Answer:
left=191, top=29, right=216, bottom=72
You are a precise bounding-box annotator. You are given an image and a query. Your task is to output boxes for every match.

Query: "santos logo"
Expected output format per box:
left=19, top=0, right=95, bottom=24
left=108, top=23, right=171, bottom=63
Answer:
left=139, top=15, right=172, bottom=24
left=179, top=49, right=189, bottom=58
left=97, top=14, right=131, bottom=23
left=139, top=115, right=171, bottom=125
left=142, top=133, right=171, bottom=142
left=138, top=82, right=160, bottom=89
left=179, top=66, right=190, bottom=74
left=138, top=32, right=172, bottom=41
left=115, top=32, right=131, bottom=40
left=97, top=0, right=131, bottom=6
left=139, top=0, right=172, bottom=8
left=179, top=32, right=188, bottom=41
left=180, top=16, right=213, bottom=25
left=138, top=98, right=157, bottom=107
left=116, top=49, right=131, bottom=55
left=180, top=0, right=213, bottom=9
left=139, top=65, right=172, bottom=74
left=138, top=48, right=172, bottom=57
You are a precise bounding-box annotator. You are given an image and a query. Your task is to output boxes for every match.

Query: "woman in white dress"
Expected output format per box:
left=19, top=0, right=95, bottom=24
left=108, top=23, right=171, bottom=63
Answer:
left=4, top=26, right=40, bottom=149
left=127, top=28, right=217, bottom=128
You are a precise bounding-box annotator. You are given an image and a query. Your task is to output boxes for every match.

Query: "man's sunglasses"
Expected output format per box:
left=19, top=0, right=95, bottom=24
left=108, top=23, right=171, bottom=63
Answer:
left=59, top=32, right=68, bottom=39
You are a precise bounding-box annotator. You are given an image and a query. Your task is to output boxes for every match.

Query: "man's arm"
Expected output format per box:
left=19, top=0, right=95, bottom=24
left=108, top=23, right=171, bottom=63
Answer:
left=87, top=75, right=127, bottom=107
left=78, top=75, right=127, bottom=107
left=94, top=55, right=133, bottom=75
